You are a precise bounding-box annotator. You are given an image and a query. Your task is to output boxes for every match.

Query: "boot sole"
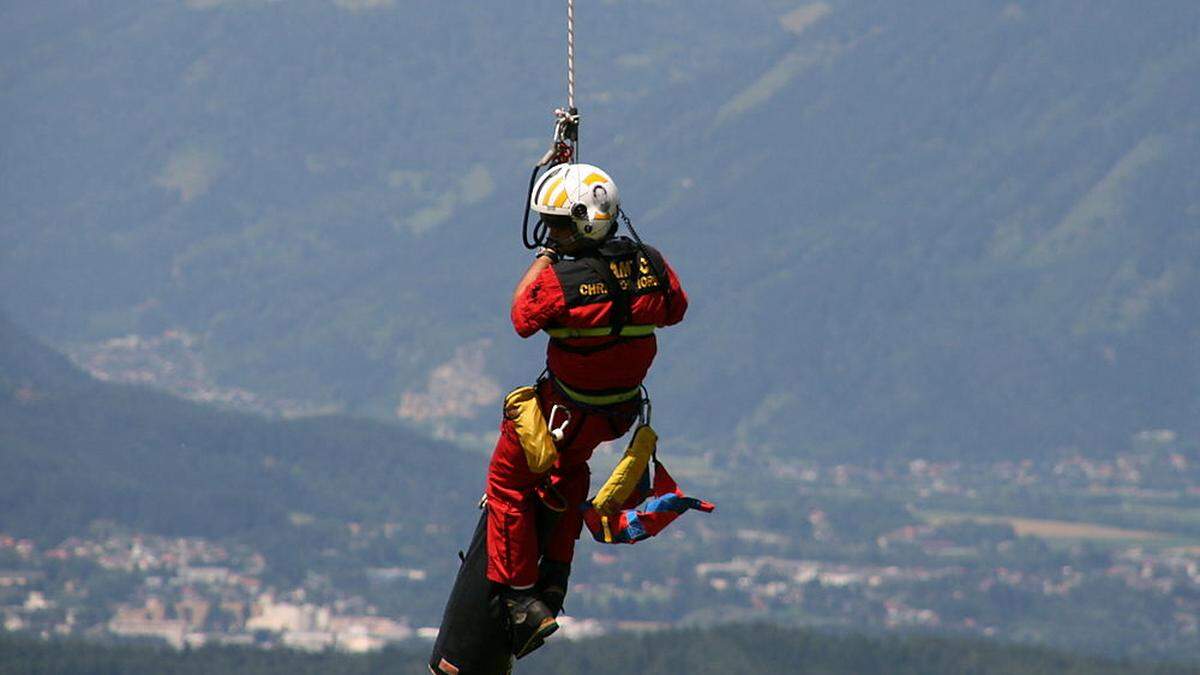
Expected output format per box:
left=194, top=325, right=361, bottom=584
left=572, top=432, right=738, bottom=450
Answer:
left=513, top=616, right=558, bottom=659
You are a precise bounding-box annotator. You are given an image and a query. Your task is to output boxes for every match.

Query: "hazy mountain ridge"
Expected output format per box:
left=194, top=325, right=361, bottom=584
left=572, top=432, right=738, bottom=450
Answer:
left=0, top=312, right=481, bottom=549
left=634, top=1, right=1200, bottom=457
left=2, top=1, right=1198, bottom=459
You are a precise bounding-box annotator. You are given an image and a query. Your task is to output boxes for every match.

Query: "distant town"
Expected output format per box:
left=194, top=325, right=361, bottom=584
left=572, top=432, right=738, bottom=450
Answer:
left=0, top=531, right=421, bottom=652
left=4, top=436, right=1198, bottom=659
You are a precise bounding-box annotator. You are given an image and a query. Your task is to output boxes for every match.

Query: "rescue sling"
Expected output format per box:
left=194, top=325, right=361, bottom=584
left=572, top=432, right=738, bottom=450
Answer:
left=583, top=456, right=715, bottom=545
left=582, top=424, right=715, bottom=544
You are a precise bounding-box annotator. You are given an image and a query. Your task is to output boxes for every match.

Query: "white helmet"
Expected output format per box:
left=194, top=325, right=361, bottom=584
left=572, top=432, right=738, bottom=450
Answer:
left=529, top=163, right=620, bottom=243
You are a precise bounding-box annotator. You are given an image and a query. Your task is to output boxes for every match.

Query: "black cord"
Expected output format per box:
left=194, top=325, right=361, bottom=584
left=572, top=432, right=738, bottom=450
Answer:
left=522, top=165, right=545, bottom=249
left=618, top=208, right=673, bottom=313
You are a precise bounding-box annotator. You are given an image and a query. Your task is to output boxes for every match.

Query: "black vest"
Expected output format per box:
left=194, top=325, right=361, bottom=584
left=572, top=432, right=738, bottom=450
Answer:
left=552, top=237, right=669, bottom=334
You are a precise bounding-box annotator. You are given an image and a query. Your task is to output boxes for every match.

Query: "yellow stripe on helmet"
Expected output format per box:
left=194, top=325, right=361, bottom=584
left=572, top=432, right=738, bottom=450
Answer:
left=583, top=172, right=608, bottom=185
left=539, top=177, right=563, bottom=207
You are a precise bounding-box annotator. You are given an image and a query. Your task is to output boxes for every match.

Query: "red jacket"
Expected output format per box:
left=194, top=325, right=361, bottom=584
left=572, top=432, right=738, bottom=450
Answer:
left=511, top=238, right=687, bottom=395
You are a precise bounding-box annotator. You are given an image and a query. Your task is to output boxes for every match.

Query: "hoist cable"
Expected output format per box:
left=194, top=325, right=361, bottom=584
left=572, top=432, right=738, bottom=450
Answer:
left=567, top=0, right=576, bottom=111
left=520, top=0, right=581, bottom=249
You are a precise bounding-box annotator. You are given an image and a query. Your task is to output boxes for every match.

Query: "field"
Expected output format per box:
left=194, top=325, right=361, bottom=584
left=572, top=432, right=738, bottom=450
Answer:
left=916, top=511, right=1176, bottom=544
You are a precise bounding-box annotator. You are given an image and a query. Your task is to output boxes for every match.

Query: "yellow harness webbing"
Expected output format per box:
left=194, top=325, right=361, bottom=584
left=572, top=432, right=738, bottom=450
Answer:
left=544, top=324, right=656, bottom=339
left=553, top=378, right=642, bottom=406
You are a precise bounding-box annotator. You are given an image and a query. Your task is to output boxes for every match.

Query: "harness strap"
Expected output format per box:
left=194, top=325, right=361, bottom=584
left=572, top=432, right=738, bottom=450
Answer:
left=553, top=377, right=642, bottom=406
left=578, top=254, right=632, bottom=336
left=545, top=324, right=655, bottom=339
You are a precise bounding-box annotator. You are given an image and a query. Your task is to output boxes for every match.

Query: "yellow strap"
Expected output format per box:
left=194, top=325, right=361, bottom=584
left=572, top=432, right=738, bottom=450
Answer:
left=601, top=515, right=613, bottom=543
left=554, top=378, right=641, bottom=406
left=544, top=324, right=656, bottom=339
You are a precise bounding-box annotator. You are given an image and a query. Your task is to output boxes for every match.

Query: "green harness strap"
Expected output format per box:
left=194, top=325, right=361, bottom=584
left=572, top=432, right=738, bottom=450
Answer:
left=544, top=324, right=655, bottom=339
left=552, top=378, right=642, bottom=406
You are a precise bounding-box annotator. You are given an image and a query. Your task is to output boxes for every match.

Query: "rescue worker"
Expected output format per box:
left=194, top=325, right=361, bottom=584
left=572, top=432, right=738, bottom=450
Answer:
left=487, top=163, right=688, bottom=658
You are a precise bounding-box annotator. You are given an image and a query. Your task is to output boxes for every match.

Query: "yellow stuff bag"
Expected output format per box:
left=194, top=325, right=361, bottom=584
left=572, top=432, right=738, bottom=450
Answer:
left=504, top=387, right=558, bottom=474
left=592, top=425, right=657, bottom=515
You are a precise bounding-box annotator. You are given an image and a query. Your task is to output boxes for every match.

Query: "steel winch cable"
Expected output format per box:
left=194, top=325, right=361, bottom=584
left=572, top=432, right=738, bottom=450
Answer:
left=526, top=0, right=657, bottom=254
left=567, top=0, right=576, bottom=112
left=523, top=0, right=582, bottom=248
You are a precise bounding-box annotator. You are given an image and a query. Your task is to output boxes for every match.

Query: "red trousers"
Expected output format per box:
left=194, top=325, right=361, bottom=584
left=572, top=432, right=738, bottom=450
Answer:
left=485, top=379, right=639, bottom=587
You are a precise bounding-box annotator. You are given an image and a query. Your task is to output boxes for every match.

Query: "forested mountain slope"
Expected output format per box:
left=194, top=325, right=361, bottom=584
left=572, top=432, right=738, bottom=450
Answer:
left=2, top=1, right=1197, bottom=460
left=0, top=313, right=480, bottom=553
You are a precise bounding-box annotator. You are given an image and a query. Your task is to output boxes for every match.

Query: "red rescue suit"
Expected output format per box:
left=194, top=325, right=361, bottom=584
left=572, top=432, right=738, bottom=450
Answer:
left=486, top=238, right=688, bottom=586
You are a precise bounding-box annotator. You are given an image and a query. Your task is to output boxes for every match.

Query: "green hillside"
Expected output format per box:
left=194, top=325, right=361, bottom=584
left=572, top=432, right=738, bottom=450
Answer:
left=2, top=1, right=1197, bottom=459
left=0, top=312, right=482, bottom=576
left=654, top=2, right=1200, bottom=459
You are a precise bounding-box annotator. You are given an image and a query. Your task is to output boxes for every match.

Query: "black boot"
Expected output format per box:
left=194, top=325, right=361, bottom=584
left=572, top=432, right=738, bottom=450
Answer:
left=537, top=559, right=572, bottom=616
left=500, top=587, right=558, bottom=659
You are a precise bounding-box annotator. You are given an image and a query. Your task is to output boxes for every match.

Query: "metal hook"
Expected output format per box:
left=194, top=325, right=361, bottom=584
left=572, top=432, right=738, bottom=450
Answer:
left=548, top=404, right=572, bottom=442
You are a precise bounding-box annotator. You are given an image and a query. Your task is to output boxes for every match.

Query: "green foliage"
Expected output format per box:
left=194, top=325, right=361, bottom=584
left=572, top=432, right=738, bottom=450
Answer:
left=526, top=624, right=1197, bottom=675
left=0, top=624, right=1192, bottom=675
